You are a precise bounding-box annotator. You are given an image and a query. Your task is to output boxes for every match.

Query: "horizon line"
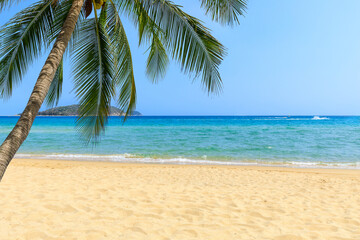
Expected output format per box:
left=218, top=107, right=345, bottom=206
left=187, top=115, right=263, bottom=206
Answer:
left=2, top=114, right=360, bottom=117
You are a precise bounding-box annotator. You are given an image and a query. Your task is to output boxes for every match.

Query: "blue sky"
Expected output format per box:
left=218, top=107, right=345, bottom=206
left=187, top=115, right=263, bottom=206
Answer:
left=1, top=0, right=360, bottom=115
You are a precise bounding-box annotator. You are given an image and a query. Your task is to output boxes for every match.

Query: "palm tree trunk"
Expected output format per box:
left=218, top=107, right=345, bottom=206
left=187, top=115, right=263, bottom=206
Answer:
left=0, top=0, right=84, bottom=181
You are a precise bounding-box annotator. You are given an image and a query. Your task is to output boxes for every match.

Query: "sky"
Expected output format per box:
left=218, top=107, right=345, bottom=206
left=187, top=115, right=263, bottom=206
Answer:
left=1, top=0, right=360, bottom=116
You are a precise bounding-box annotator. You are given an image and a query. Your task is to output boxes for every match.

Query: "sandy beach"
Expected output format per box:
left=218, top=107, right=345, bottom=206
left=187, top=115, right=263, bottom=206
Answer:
left=0, top=159, right=359, bottom=239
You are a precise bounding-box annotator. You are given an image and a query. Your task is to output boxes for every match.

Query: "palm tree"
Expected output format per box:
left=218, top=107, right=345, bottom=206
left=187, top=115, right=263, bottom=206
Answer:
left=0, top=0, right=247, bottom=180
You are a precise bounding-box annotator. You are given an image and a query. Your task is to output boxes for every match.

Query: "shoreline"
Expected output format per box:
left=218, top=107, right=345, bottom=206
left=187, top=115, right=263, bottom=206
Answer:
left=11, top=158, right=360, bottom=174
left=1, top=158, right=360, bottom=239
left=13, top=154, right=360, bottom=170
left=9, top=158, right=360, bottom=176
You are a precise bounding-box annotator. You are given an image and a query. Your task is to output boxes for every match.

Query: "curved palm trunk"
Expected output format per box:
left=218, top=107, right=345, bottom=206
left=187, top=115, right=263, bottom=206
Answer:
left=0, top=0, right=84, bottom=181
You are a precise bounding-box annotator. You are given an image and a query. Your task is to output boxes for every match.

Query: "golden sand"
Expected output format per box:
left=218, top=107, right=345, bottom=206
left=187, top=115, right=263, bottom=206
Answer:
left=1, top=158, right=360, bottom=239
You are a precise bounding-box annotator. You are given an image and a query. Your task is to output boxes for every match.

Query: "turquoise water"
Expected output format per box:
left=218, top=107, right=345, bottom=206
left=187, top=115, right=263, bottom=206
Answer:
left=1, top=116, right=360, bottom=168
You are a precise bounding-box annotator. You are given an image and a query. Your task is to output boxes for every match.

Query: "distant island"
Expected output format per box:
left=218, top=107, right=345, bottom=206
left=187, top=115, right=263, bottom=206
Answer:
left=34, top=104, right=142, bottom=116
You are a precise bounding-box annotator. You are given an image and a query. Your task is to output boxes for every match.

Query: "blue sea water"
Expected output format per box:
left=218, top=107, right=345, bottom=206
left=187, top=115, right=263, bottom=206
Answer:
left=1, top=116, right=360, bottom=168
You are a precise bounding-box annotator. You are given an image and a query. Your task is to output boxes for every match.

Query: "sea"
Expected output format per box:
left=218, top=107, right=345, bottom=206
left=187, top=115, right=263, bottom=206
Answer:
left=1, top=116, right=360, bottom=169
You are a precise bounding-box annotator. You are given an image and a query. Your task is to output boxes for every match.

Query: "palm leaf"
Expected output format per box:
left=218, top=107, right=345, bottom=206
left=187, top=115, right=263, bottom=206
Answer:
left=0, top=0, right=21, bottom=12
left=200, top=0, right=247, bottom=25
left=45, top=58, right=63, bottom=107
left=72, top=5, right=115, bottom=142
left=122, top=0, right=169, bottom=82
left=48, top=0, right=82, bottom=55
left=107, top=1, right=136, bottom=119
left=133, top=0, right=226, bottom=93
left=121, top=0, right=162, bottom=45
left=0, top=0, right=54, bottom=97
left=146, top=35, right=169, bottom=82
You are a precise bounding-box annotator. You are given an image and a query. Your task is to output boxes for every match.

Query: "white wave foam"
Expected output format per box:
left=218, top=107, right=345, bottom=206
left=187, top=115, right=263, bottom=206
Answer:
left=312, top=116, right=329, bottom=120
left=14, top=153, right=360, bottom=169
left=251, top=118, right=320, bottom=121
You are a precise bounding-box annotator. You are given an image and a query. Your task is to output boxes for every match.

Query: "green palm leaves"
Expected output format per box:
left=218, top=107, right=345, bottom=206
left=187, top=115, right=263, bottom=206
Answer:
left=73, top=14, right=114, bottom=140
left=106, top=1, right=136, bottom=119
left=0, top=0, right=21, bottom=11
left=0, top=0, right=247, bottom=142
left=146, top=35, right=169, bottom=82
left=200, top=0, right=247, bottom=25
left=0, top=0, right=54, bottom=97
left=140, top=0, right=226, bottom=93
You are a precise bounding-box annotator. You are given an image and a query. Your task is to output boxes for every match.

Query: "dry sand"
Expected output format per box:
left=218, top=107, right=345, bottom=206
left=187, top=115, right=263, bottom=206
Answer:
left=1, top=159, right=360, bottom=240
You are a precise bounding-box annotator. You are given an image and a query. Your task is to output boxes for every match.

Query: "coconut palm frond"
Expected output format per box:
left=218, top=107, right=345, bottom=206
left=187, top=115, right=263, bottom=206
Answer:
left=139, top=0, right=226, bottom=93
left=111, top=0, right=133, bottom=15
left=45, top=58, right=63, bottom=107
left=134, top=1, right=155, bottom=45
left=0, top=0, right=22, bottom=12
left=146, top=35, right=169, bottom=82
left=107, top=1, right=136, bottom=120
left=125, top=0, right=169, bottom=82
left=0, top=0, right=54, bottom=98
left=49, top=0, right=82, bottom=55
left=48, top=0, right=73, bottom=42
left=118, top=0, right=157, bottom=45
left=200, top=0, right=247, bottom=25
left=72, top=7, right=115, bottom=142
